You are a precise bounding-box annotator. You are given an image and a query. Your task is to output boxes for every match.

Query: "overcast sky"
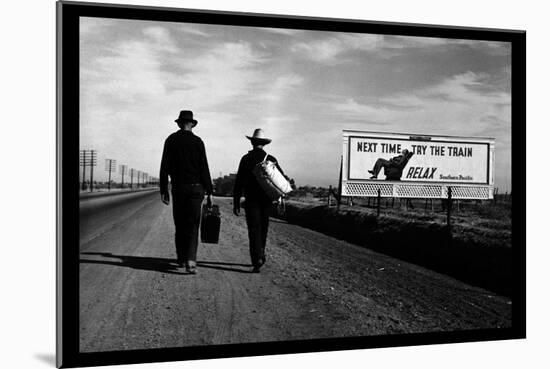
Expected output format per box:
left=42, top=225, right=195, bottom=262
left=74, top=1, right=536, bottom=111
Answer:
left=80, top=17, right=511, bottom=190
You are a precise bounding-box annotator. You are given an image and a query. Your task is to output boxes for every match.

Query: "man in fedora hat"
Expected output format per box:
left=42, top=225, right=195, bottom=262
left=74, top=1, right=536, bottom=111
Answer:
left=160, top=110, right=213, bottom=274
left=233, top=128, right=287, bottom=273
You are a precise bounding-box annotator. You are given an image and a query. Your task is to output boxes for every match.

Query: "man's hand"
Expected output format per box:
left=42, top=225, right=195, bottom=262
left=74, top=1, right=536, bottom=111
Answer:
left=206, top=194, right=213, bottom=208
left=161, top=193, right=170, bottom=205
left=233, top=203, right=240, bottom=216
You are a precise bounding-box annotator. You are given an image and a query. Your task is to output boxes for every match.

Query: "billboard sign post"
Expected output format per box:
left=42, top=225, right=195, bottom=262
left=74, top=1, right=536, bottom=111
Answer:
left=341, top=130, right=495, bottom=200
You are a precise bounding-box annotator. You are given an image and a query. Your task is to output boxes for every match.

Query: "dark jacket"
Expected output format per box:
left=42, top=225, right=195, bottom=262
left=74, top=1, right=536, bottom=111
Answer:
left=159, top=130, right=213, bottom=196
left=233, top=148, right=286, bottom=204
left=386, top=151, right=414, bottom=180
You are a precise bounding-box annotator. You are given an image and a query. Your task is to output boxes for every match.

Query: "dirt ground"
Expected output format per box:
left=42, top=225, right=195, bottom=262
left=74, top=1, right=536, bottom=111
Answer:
left=79, top=195, right=512, bottom=352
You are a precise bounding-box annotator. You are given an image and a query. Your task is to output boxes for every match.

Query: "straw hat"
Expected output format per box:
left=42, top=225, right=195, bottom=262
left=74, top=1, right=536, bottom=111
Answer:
left=246, top=128, right=272, bottom=145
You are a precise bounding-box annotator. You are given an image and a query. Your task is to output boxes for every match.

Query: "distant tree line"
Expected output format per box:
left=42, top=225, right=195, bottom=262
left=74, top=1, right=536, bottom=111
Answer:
left=213, top=174, right=237, bottom=196
left=288, top=185, right=330, bottom=198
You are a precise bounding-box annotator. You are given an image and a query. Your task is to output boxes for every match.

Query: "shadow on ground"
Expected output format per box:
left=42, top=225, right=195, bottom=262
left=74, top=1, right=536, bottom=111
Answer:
left=81, top=252, right=255, bottom=274
left=197, top=260, right=254, bottom=273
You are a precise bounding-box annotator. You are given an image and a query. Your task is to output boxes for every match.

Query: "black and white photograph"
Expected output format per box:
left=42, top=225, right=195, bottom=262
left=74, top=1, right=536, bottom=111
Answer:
left=51, top=1, right=527, bottom=368
left=77, top=6, right=517, bottom=352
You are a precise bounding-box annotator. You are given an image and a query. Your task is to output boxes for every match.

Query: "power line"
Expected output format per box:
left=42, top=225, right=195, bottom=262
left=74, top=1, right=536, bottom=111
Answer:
left=119, top=164, right=127, bottom=189
left=105, top=159, right=117, bottom=191
left=79, top=150, right=97, bottom=192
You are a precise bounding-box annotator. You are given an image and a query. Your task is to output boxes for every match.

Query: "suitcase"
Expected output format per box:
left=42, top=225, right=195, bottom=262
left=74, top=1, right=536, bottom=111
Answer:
left=200, top=204, right=221, bottom=244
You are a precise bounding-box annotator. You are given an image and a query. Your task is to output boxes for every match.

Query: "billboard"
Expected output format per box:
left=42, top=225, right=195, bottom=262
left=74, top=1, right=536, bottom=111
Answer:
left=342, top=130, right=495, bottom=199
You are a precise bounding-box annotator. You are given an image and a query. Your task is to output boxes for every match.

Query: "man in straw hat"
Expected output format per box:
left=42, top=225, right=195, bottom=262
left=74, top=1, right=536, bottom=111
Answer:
left=233, top=128, right=287, bottom=273
left=160, top=110, right=213, bottom=274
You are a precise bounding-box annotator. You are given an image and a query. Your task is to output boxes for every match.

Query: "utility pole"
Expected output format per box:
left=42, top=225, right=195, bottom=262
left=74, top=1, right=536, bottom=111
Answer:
left=130, top=168, right=135, bottom=190
left=119, top=165, right=127, bottom=189
left=89, top=150, right=97, bottom=192
left=79, top=150, right=87, bottom=190
left=80, top=150, right=97, bottom=192
left=137, top=170, right=141, bottom=188
left=105, top=159, right=117, bottom=191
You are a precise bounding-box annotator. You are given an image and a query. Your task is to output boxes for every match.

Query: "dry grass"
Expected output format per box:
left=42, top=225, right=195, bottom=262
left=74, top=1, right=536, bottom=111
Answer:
left=277, top=196, right=513, bottom=296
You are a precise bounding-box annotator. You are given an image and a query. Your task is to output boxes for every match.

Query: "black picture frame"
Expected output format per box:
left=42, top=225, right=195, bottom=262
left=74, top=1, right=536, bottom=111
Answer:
left=57, top=1, right=526, bottom=367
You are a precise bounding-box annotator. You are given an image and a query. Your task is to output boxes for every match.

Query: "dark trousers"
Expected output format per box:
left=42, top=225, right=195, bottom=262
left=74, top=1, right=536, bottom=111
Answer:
left=171, top=184, right=204, bottom=265
left=371, top=158, right=391, bottom=177
left=244, top=199, right=271, bottom=267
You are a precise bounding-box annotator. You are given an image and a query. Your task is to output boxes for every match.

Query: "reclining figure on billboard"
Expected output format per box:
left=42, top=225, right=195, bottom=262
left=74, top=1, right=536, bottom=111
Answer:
left=368, top=149, right=414, bottom=180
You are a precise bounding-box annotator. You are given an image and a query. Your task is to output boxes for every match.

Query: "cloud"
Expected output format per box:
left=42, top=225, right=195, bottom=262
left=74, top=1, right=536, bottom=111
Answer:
left=261, top=74, right=304, bottom=102
left=334, top=98, right=396, bottom=121
left=332, top=71, right=510, bottom=137
left=172, top=41, right=268, bottom=108
left=423, top=71, right=510, bottom=107
left=384, top=35, right=450, bottom=48
left=291, top=33, right=510, bottom=64
left=178, top=26, right=211, bottom=37
left=80, top=29, right=273, bottom=178
left=385, top=36, right=511, bottom=58
left=291, top=34, right=384, bottom=64
left=80, top=17, right=117, bottom=36
left=81, top=40, right=167, bottom=104
left=458, top=40, right=511, bottom=56
left=261, top=116, right=299, bottom=139
left=142, top=26, right=178, bottom=52
left=82, top=36, right=269, bottom=108
left=291, top=38, right=342, bottom=64
left=259, top=27, right=303, bottom=36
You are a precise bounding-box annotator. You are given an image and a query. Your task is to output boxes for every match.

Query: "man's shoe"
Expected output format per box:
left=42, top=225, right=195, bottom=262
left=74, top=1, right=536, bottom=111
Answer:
left=252, top=265, right=261, bottom=273
left=368, top=170, right=375, bottom=175
left=370, top=175, right=377, bottom=179
left=186, top=261, right=197, bottom=274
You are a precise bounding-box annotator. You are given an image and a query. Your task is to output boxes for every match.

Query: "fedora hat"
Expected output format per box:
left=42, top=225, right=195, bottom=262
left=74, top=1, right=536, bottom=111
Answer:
left=175, top=110, right=198, bottom=127
left=246, top=128, right=272, bottom=145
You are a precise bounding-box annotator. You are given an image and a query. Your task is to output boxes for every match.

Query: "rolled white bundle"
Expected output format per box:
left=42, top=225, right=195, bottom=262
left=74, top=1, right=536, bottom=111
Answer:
left=253, top=155, right=292, bottom=201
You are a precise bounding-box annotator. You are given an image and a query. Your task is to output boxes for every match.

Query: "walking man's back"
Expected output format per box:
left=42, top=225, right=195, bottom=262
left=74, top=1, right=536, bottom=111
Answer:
left=233, top=128, right=288, bottom=273
left=160, top=110, right=213, bottom=274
